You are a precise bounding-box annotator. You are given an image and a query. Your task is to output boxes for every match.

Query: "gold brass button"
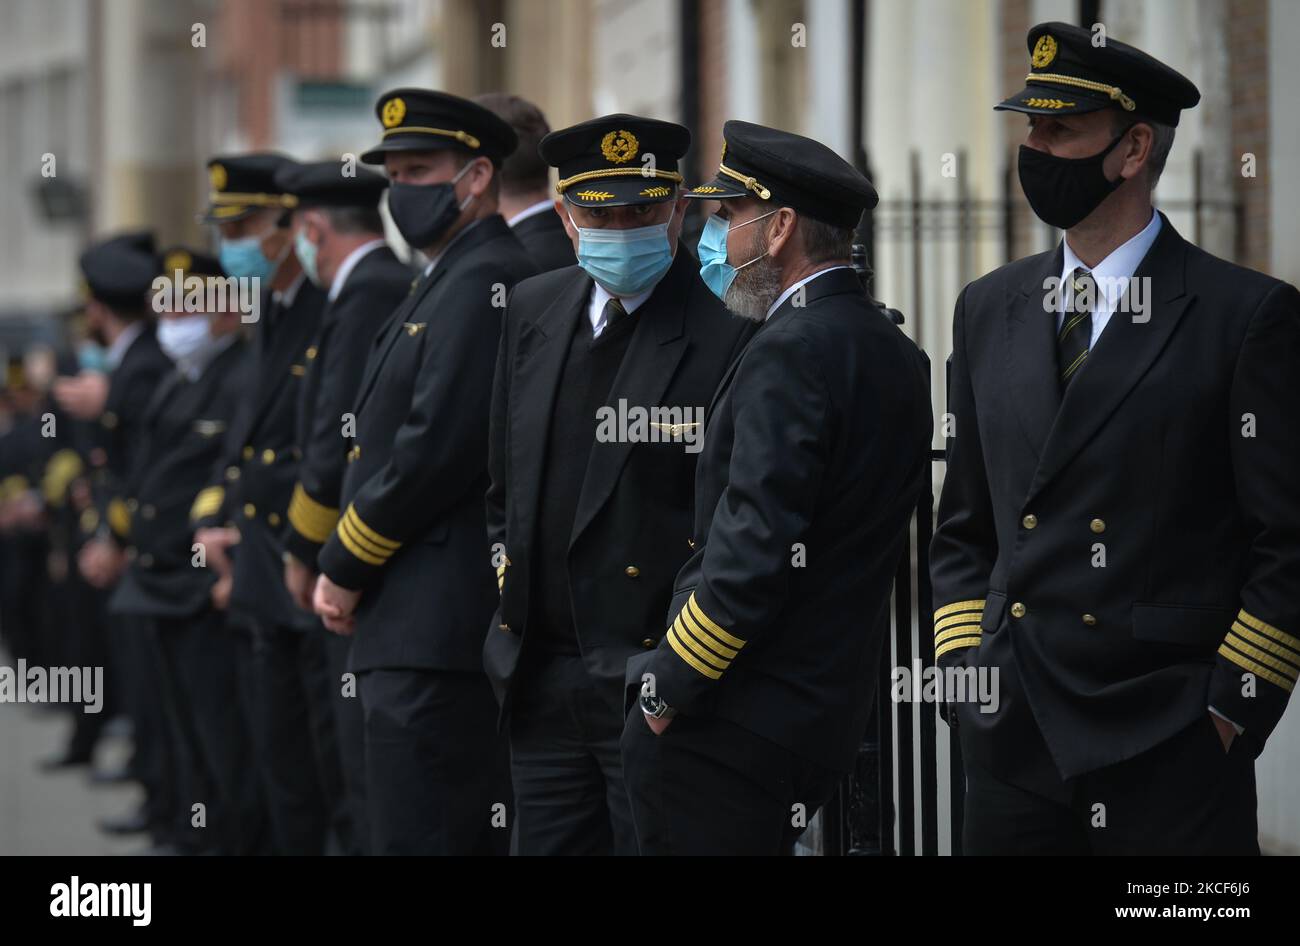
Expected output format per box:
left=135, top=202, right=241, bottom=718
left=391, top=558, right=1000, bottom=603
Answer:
left=242, top=446, right=254, bottom=460
left=268, top=512, right=281, bottom=527
left=1022, top=514, right=1038, bottom=529
left=625, top=566, right=640, bottom=578
left=1090, top=518, right=1106, bottom=534
left=641, top=637, right=656, bottom=648
left=498, top=623, right=511, bottom=633
left=262, top=449, right=276, bottom=464
left=347, top=446, right=360, bottom=463
left=1010, top=602, right=1026, bottom=618
left=306, top=346, right=318, bottom=360
left=1082, top=613, right=1097, bottom=626
left=225, top=465, right=240, bottom=481
left=243, top=503, right=256, bottom=518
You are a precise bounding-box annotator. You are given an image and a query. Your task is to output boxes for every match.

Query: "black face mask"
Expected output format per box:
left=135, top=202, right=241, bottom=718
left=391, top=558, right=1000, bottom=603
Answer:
left=386, top=175, right=470, bottom=250
left=1017, top=130, right=1130, bottom=230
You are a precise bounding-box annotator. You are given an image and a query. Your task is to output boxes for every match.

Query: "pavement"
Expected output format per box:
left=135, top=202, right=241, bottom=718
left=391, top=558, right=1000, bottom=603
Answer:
left=0, top=698, right=146, bottom=855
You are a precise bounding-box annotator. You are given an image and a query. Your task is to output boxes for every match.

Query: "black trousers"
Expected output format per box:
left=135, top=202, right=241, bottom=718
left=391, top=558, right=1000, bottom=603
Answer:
left=961, top=713, right=1260, bottom=855
left=324, top=631, right=368, bottom=855
left=508, top=651, right=637, bottom=855
left=239, top=620, right=345, bottom=855
left=358, top=668, right=510, bottom=855
left=119, top=614, right=184, bottom=845
left=153, top=610, right=265, bottom=854
left=621, top=711, right=839, bottom=855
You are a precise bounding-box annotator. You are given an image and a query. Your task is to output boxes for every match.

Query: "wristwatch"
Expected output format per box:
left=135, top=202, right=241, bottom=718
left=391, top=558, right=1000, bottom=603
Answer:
left=640, top=691, right=676, bottom=720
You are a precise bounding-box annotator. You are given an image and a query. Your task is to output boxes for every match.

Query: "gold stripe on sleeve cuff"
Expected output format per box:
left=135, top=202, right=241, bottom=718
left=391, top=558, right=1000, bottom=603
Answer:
left=189, top=486, right=225, bottom=522
left=1219, top=642, right=1297, bottom=693
left=667, top=624, right=724, bottom=679
left=337, top=515, right=388, bottom=566
left=935, top=636, right=982, bottom=660
left=288, top=483, right=339, bottom=544
left=344, top=506, right=400, bottom=551
left=934, top=598, right=985, bottom=622
left=1236, top=609, right=1300, bottom=654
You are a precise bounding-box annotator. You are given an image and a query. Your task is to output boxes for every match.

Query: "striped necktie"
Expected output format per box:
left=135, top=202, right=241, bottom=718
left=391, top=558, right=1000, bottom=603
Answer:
left=1058, top=267, right=1094, bottom=390
left=596, top=296, right=627, bottom=338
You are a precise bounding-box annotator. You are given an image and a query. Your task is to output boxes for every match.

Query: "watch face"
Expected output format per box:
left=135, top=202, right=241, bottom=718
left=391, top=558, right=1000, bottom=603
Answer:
left=640, top=692, right=663, bottom=717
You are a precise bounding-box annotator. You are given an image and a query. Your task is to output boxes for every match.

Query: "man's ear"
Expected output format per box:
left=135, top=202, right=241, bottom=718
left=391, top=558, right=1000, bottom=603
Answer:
left=766, top=207, right=799, bottom=258
left=467, top=157, right=494, bottom=197
left=1119, top=123, right=1154, bottom=182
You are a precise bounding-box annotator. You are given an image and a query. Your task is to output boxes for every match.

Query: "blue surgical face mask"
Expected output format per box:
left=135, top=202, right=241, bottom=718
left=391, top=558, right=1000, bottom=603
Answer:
left=219, top=227, right=286, bottom=282
left=295, top=227, right=322, bottom=287
left=568, top=203, right=677, bottom=297
left=77, top=342, right=109, bottom=374
left=697, top=209, right=778, bottom=300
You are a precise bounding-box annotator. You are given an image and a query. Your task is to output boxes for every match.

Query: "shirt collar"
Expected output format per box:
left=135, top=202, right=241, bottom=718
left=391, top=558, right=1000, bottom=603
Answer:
left=328, top=239, right=386, bottom=303
left=506, top=199, right=556, bottom=228
left=423, top=216, right=488, bottom=277
left=765, top=265, right=852, bottom=321
left=273, top=270, right=307, bottom=308
left=105, top=320, right=145, bottom=370
left=1060, top=209, right=1162, bottom=311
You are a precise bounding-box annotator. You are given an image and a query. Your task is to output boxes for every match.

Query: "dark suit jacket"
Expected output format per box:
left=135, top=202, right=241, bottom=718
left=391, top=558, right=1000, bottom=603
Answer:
left=96, top=325, right=173, bottom=542
left=109, top=338, right=248, bottom=619
left=317, top=214, right=537, bottom=672
left=640, top=267, right=932, bottom=773
left=193, top=276, right=327, bottom=630
left=283, top=244, right=412, bottom=565
left=931, top=214, right=1300, bottom=786
left=511, top=207, right=576, bottom=273
left=482, top=248, right=753, bottom=718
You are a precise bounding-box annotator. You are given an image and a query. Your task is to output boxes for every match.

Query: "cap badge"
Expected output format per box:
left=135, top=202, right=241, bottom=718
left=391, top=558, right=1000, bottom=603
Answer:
left=209, top=163, right=228, bottom=192
left=600, top=130, right=639, bottom=164
left=164, top=250, right=192, bottom=274
left=1031, top=34, right=1057, bottom=69
left=381, top=97, right=407, bottom=129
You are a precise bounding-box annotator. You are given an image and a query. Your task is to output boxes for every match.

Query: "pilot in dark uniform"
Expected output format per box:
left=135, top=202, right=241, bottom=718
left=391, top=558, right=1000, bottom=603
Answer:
left=483, top=114, right=752, bottom=854
left=108, top=247, right=263, bottom=854
left=67, top=233, right=176, bottom=845
left=190, top=154, right=338, bottom=855
left=310, top=89, right=537, bottom=855
left=620, top=121, right=933, bottom=855
left=277, top=160, right=413, bottom=855
left=931, top=23, right=1300, bottom=854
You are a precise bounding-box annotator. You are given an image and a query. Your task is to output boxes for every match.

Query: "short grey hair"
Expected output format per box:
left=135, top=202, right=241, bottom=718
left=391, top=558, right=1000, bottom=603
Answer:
left=1113, top=113, right=1176, bottom=191
left=798, top=215, right=856, bottom=264
left=321, top=204, right=385, bottom=236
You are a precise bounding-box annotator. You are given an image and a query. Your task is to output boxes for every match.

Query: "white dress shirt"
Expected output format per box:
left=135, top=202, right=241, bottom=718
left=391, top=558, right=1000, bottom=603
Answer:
left=765, top=265, right=852, bottom=321
left=1058, top=210, right=1161, bottom=348
left=507, top=199, right=557, bottom=228
left=588, top=281, right=653, bottom=338
left=328, top=239, right=386, bottom=303
left=105, top=320, right=145, bottom=370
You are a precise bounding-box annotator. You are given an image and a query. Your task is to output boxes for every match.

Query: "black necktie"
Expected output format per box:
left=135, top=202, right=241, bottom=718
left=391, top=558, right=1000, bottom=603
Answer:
left=598, top=297, right=627, bottom=337
left=1058, top=267, right=1094, bottom=391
